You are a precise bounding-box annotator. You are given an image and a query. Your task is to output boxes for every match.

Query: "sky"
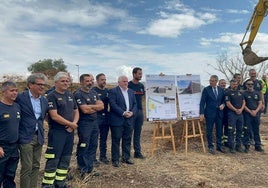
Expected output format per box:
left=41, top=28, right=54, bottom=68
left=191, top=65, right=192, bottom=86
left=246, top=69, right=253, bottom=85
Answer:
left=1, top=0, right=268, bottom=84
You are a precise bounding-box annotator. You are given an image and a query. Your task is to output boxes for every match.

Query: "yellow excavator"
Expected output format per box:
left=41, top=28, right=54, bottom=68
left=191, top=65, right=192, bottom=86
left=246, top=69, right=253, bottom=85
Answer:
left=240, top=0, right=268, bottom=65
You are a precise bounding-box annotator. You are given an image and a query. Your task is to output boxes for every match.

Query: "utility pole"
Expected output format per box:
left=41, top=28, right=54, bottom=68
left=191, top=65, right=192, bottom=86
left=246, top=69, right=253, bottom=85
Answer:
left=75, top=64, right=80, bottom=83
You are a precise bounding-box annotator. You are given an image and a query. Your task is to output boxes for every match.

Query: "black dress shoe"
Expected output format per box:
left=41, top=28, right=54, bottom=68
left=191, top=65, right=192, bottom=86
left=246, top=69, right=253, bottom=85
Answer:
left=112, top=161, right=119, bottom=167
left=121, top=158, right=134, bottom=165
left=255, top=146, right=264, bottom=152
left=134, top=153, right=145, bottom=159
left=216, top=147, right=226, bottom=153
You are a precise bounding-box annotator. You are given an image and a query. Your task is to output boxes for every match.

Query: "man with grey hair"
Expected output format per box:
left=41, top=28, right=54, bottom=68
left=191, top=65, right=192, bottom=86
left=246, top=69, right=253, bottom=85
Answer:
left=16, top=73, right=48, bottom=188
left=109, top=75, right=137, bottom=167
left=42, top=72, right=79, bottom=188
left=200, top=75, right=225, bottom=154
left=0, top=81, right=21, bottom=188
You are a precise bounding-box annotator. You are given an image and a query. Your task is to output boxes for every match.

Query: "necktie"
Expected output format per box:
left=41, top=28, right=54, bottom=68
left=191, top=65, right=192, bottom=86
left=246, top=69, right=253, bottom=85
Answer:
left=213, top=87, right=218, bottom=98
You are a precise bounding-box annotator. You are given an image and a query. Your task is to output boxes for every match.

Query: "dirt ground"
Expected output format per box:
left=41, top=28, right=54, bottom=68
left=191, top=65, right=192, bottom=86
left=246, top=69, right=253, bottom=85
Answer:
left=15, top=115, right=268, bottom=188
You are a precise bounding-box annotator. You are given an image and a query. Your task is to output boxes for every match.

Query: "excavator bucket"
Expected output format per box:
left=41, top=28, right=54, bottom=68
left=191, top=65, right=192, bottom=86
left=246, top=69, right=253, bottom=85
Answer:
left=243, top=47, right=268, bottom=66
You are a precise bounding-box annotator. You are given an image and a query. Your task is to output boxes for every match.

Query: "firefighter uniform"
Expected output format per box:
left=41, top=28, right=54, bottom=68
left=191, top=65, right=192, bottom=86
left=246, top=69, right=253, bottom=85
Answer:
left=42, top=90, right=77, bottom=188
left=92, top=86, right=110, bottom=161
left=243, top=90, right=262, bottom=151
left=225, top=89, right=244, bottom=152
left=74, top=88, right=100, bottom=174
left=0, top=101, right=20, bottom=188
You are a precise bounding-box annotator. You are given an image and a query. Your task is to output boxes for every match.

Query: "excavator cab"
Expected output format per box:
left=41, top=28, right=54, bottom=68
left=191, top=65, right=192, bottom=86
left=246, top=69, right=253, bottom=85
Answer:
left=240, top=0, right=268, bottom=66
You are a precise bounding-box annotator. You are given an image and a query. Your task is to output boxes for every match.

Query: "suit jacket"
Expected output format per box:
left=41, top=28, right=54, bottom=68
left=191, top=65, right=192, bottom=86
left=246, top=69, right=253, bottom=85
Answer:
left=16, top=90, right=48, bottom=145
left=199, top=85, right=225, bottom=119
left=108, top=86, right=138, bottom=126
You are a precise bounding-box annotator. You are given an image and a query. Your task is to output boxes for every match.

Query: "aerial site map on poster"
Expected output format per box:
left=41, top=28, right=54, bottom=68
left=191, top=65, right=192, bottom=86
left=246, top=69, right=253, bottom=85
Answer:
left=145, top=75, right=177, bottom=121
left=176, top=75, right=201, bottom=120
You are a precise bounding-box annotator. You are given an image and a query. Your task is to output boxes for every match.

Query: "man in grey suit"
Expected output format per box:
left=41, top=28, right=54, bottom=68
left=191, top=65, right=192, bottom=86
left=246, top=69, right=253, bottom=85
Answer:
left=109, top=75, right=137, bottom=167
left=16, top=73, right=48, bottom=188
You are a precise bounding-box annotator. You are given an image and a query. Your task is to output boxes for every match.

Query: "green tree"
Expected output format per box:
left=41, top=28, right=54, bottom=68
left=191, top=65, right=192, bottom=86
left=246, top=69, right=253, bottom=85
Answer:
left=208, top=51, right=268, bottom=83
left=28, top=58, right=67, bottom=78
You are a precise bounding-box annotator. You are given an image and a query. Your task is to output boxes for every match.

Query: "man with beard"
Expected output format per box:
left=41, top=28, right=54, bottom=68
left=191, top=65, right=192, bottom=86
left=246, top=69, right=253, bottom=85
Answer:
left=128, top=67, right=145, bottom=159
left=92, top=73, right=110, bottom=164
left=74, top=74, right=104, bottom=177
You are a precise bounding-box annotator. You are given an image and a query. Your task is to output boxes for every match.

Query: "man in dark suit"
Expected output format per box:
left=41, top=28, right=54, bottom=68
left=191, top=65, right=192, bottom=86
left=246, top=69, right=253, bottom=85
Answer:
left=199, top=75, right=225, bottom=155
left=109, top=75, right=137, bottom=167
left=16, top=73, right=48, bottom=188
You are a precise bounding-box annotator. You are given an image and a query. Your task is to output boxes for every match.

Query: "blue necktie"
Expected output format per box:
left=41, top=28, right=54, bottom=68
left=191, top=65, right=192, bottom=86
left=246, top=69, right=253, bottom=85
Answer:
left=213, top=87, right=218, bottom=98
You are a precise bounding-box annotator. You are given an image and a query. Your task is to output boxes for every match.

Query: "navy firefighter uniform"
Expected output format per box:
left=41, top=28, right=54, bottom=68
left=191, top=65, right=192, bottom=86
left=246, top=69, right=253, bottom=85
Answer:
left=92, top=86, right=110, bottom=162
left=225, top=88, right=245, bottom=152
left=74, top=88, right=100, bottom=174
left=42, top=90, right=78, bottom=187
left=0, top=101, right=21, bottom=188
left=243, top=89, right=263, bottom=152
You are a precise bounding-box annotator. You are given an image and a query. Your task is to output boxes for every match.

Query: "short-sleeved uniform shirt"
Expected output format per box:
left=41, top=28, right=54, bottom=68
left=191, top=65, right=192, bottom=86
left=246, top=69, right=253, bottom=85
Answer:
left=225, top=89, right=244, bottom=110
left=243, top=79, right=262, bottom=92
left=128, top=81, right=145, bottom=110
left=47, top=90, right=77, bottom=130
left=92, top=87, right=109, bottom=116
left=0, top=102, right=21, bottom=144
left=243, top=90, right=261, bottom=110
left=74, top=88, right=100, bottom=122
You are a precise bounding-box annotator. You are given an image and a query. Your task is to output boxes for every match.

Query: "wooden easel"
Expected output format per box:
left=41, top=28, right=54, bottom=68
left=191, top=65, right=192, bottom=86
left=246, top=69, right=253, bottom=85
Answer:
left=180, top=118, right=206, bottom=157
left=151, top=121, right=176, bottom=156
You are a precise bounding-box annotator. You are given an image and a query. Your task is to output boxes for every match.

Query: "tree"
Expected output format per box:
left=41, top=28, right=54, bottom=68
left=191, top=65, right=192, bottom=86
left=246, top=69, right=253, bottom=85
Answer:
left=208, top=51, right=268, bottom=83
left=28, top=58, right=67, bottom=78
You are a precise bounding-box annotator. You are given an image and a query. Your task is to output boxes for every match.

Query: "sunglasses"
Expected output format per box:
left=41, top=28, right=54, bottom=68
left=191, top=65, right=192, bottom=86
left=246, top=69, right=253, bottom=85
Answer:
left=246, top=83, right=253, bottom=86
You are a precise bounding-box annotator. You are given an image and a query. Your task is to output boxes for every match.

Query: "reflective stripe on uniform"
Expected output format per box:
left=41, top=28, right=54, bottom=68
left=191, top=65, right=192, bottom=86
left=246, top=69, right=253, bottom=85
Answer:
left=56, top=168, right=68, bottom=174
left=80, top=143, right=86, bottom=147
left=45, top=153, right=55, bottom=159
left=55, top=175, right=66, bottom=181
left=42, top=178, right=54, bottom=185
left=44, top=172, right=56, bottom=177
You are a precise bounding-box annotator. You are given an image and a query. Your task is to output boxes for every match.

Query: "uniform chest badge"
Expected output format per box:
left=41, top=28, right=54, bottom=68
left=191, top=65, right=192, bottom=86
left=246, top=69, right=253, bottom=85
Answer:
left=17, top=112, right=21, bottom=119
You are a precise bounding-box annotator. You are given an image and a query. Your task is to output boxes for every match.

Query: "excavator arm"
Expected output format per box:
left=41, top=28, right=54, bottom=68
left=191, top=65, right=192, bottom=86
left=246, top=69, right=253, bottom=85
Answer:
left=240, top=0, right=268, bottom=65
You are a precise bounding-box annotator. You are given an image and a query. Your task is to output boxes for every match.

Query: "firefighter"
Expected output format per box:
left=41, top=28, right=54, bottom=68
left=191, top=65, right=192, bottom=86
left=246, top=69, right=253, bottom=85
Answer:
left=42, top=72, right=79, bottom=188
left=0, top=81, right=20, bottom=188
left=74, top=74, right=104, bottom=177
left=243, top=79, right=264, bottom=153
left=225, top=79, right=245, bottom=153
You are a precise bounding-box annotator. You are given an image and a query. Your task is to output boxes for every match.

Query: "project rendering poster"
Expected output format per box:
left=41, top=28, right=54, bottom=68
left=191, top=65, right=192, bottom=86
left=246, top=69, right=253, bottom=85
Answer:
left=176, top=75, right=201, bottom=120
left=145, top=74, right=177, bottom=121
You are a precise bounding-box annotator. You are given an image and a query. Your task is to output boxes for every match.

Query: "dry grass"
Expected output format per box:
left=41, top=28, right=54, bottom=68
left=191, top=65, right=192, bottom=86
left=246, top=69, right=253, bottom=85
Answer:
left=14, top=116, right=268, bottom=188
left=12, top=82, right=268, bottom=188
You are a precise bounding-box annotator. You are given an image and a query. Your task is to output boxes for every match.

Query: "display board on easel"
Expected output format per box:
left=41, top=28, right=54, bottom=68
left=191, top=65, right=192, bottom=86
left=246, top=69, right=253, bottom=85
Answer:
left=146, top=74, right=204, bottom=155
left=176, top=74, right=201, bottom=120
left=145, top=74, right=177, bottom=121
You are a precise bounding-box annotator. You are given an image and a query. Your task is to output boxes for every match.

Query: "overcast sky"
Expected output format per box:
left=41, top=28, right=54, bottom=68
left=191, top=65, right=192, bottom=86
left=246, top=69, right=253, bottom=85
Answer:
left=1, top=0, right=267, bottom=84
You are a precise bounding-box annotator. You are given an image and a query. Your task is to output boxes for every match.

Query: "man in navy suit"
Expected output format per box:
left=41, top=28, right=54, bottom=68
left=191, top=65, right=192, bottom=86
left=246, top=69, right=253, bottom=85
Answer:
left=16, top=73, right=48, bottom=188
left=199, top=75, right=225, bottom=155
left=109, top=75, right=137, bottom=167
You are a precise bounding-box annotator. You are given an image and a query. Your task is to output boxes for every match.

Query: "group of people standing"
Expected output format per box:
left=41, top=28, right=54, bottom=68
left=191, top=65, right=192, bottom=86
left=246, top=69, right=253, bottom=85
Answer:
left=0, top=67, right=145, bottom=188
left=200, top=69, right=266, bottom=155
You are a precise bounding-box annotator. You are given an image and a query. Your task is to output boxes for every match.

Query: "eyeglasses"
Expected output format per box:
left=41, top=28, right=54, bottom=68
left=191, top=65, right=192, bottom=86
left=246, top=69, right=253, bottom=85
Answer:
left=246, top=83, right=253, bottom=86
left=34, top=83, right=46, bottom=87
left=60, top=80, right=69, bottom=83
